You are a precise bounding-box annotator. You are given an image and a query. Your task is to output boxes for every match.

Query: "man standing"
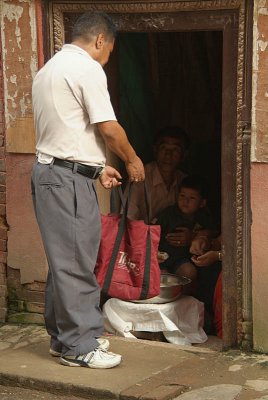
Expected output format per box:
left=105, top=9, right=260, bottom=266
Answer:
left=31, top=12, right=144, bottom=369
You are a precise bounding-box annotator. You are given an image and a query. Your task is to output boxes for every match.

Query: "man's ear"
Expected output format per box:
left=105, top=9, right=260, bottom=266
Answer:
left=96, top=33, right=105, bottom=49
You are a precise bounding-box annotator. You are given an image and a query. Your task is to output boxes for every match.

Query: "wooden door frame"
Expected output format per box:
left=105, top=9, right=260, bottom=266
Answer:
left=45, top=0, right=253, bottom=349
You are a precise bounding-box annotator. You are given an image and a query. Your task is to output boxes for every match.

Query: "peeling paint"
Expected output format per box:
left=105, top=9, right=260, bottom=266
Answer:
left=10, top=74, right=17, bottom=85
left=2, top=4, right=23, bottom=50
left=258, top=40, right=268, bottom=52
left=251, top=2, right=259, bottom=161
left=19, top=95, right=28, bottom=117
left=7, top=91, right=18, bottom=110
left=258, top=0, right=267, bottom=9
left=259, top=8, right=268, bottom=16
left=1, top=1, right=38, bottom=128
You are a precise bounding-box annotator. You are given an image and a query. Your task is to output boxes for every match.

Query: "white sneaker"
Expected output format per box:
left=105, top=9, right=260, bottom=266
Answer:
left=49, top=348, right=61, bottom=357
left=49, top=338, right=110, bottom=357
left=60, top=348, right=121, bottom=369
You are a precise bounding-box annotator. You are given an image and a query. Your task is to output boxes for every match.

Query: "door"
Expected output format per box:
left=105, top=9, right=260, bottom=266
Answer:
left=45, top=0, right=253, bottom=349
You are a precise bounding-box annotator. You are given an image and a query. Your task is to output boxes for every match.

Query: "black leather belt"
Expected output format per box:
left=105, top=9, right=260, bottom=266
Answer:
left=54, top=158, right=103, bottom=179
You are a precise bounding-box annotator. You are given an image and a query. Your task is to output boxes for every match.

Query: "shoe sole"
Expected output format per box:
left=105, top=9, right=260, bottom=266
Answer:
left=49, top=349, right=61, bottom=357
left=49, top=338, right=109, bottom=357
left=60, top=356, right=121, bottom=369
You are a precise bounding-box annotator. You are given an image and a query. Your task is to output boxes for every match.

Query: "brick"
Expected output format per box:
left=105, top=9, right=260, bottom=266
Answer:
left=0, top=185, right=5, bottom=192
left=0, top=148, right=5, bottom=157
left=0, top=226, right=7, bottom=239
left=25, top=301, right=44, bottom=314
left=0, top=159, right=5, bottom=172
left=0, top=204, right=6, bottom=215
left=0, top=251, right=7, bottom=263
left=8, top=300, right=24, bottom=312
left=0, top=285, right=7, bottom=297
left=0, top=307, right=7, bottom=322
left=0, top=273, right=6, bottom=285
left=0, top=296, right=7, bottom=308
left=24, top=281, right=46, bottom=292
left=0, top=173, right=6, bottom=185
left=0, top=262, right=6, bottom=274
left=17, top=288, right=45, bottom=303
left=7, top=266, right=21, bottom=288
left=0, top=239, right=7, bottom=251
left=0, top=192, right=6, bottom=204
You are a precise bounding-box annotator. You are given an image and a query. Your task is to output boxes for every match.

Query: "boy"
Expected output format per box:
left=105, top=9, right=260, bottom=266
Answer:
left=155, top=175, right=215, bottom=284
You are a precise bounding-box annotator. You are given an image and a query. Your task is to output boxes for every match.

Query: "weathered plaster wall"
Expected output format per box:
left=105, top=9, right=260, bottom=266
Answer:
left=1, top=1, right=47, bottom=293
left=0, top=0, right=112, bottom=322
left=251, top=0, right=268, bottom=352
left=0, top=24, right=7, bottom=322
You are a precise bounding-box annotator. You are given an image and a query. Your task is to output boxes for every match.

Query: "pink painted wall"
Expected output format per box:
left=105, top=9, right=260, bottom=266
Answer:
left=6, top=154, right=47, bottom=284
left=251, top=164, right=268, bottom=352
left=251, top=1, right=268, bottom=352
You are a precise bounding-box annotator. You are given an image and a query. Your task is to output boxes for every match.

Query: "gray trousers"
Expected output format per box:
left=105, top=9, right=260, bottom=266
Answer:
left=31, top=161, right=103, bottom=356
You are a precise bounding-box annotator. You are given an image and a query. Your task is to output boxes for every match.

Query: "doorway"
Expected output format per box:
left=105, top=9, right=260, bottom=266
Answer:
left=47, top=0, right=253, bottom=349
left=106, top=31, right=222, bottom=227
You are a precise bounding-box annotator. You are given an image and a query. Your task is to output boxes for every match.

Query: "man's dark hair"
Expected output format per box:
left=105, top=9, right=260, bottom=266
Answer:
left=72, top=12, right=117, bottom=42
left=154, top=126, right=190, bottom=153
left=179, top=174, right=209, bottom=199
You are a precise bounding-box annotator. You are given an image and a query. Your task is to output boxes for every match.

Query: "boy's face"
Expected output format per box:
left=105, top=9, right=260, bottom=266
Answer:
left=155, top=136, right=183, bottom=174
left=177, top=187, right=206, bottom=215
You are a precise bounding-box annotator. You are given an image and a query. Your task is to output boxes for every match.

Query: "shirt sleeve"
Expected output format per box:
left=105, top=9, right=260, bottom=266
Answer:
left=80, top=64, right=117, bottom=124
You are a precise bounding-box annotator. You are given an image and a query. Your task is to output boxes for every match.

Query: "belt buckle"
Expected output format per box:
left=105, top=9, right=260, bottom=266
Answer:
left=91, top=168, right=100, bottom=179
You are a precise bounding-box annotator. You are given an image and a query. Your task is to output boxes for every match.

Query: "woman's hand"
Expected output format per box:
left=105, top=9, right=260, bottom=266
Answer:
left=191, top=250, right=220, bottom=267
left=190, top=236, right=210, bottom=256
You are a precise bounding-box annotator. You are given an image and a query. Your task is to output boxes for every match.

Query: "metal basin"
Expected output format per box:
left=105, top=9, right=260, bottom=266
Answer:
left=133, top=273, right=191, bottom=304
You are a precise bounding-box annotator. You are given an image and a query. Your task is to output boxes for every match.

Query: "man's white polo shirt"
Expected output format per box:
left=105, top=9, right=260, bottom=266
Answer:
left=32, top=44, right=117, bottom=166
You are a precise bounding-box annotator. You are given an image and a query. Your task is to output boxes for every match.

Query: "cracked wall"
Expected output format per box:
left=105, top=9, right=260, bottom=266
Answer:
left=1, top=0, right=47, bottom=297
left=251, top=0, right=268, bottom=352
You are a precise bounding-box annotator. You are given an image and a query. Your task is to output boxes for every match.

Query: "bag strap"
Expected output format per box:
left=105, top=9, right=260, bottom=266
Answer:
left=102, top=181, right=153, bottom=300
left=102, top=188, right=128, bottom=294
left=110, top=185, right=126, bottom=214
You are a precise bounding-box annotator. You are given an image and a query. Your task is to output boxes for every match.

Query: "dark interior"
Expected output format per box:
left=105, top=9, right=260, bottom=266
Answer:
left=105, top=31, right=223, bottom=226
left=64, top=19, right=223, bottom=224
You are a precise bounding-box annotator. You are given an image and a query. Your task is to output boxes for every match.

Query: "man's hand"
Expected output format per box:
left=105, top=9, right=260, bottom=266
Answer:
left=125, top=155, right=145, bottom=183
left=99, top=166, right=122, bottom=189
left=97, top=121, right=145, bottom=183
left=166, top=227, right=193, bottom=247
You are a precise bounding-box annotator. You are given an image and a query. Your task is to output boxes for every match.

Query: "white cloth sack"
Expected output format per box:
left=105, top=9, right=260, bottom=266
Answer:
left=103, top=296, right=207, bottom=346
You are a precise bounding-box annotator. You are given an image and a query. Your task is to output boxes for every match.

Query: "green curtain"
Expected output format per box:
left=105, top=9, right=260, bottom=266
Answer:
left=118, top=33, right=154, bottom=164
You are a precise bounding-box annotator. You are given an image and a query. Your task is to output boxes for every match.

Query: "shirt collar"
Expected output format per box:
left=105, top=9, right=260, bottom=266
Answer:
left=151, top=161, right=181, bottom=189
left=61, top=44, right=93, bottom=60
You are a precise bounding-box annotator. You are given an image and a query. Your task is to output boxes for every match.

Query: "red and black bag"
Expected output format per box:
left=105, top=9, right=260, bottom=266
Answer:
left=95, top=183, right=161, bottom=301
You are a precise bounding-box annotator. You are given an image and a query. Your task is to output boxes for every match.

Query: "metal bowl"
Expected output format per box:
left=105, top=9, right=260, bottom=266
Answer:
left=132, top=274, right=191, bottom=304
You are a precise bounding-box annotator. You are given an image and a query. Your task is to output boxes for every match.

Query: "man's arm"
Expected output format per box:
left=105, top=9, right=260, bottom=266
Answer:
left=97, top=120, right=144, bottom=182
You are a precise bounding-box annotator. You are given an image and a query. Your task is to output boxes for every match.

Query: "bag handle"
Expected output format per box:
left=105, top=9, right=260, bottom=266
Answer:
left=110, top=185, right=126, bottom=214
left=102, top=181, right=152, bottom=300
